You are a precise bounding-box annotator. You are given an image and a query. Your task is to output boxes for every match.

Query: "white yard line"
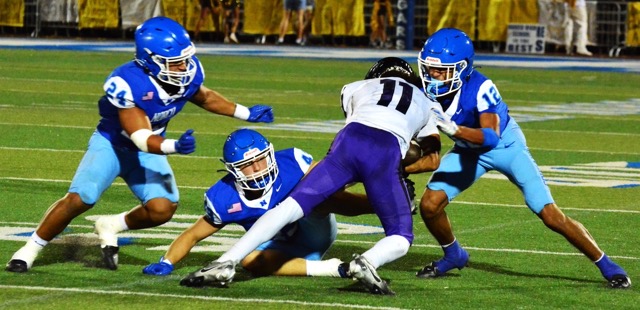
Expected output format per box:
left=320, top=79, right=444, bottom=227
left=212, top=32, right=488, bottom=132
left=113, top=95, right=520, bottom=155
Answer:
left=0, top=285, right=406, bottom=310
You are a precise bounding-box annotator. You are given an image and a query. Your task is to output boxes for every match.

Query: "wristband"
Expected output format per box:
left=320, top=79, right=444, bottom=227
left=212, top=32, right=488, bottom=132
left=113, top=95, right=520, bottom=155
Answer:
left=480, top=128, right=499, bottom=148
left=160, top=139, right=177, bottom=154
left=233, top=103, right=250, bottom=120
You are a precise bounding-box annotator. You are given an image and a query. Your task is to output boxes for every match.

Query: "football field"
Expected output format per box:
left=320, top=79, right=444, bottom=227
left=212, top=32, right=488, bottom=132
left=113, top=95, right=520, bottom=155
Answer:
left=0, top=44, right=638, bottom=309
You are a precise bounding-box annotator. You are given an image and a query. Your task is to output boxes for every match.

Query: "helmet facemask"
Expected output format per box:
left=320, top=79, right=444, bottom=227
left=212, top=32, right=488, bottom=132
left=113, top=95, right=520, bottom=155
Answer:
left=418, top=56, right=467, bottom=98
left=224, top=143, right=279, bottom=194
left=146, top=44, right=197, bottom=87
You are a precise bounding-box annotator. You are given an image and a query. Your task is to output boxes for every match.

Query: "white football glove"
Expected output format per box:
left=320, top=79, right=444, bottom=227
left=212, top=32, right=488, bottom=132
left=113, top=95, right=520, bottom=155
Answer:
left=431, top=107, right=459, bottom=136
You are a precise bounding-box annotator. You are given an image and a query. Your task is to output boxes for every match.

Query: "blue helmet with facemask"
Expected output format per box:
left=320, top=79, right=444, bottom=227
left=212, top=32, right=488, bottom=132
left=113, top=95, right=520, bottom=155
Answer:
left=418, top=28, right=475, bottom=98
left=222, top=129, right=278, bottom=194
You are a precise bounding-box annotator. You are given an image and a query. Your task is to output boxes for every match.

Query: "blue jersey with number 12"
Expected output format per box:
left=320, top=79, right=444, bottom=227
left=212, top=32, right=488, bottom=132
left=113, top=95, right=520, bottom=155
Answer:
left=442, top=70, right=510, bottom=150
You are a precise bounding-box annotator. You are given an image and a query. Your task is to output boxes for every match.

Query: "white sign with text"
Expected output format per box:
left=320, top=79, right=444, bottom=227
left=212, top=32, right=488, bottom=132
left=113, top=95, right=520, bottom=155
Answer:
left=506, top=24, right=546, bottom=54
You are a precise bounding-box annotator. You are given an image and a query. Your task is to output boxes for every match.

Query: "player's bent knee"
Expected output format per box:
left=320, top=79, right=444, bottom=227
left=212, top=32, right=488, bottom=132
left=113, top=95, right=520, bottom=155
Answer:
left=419, top=190, right=448, bottom=219
left=64, top=192, right=91, bottom=207
left=240, top=252, right=273, bottom=277
left=145, top=199, right=178, bottom=224
left=73, top=184, right=101, bottom=205
left=539, top=203, right=569, bottom=232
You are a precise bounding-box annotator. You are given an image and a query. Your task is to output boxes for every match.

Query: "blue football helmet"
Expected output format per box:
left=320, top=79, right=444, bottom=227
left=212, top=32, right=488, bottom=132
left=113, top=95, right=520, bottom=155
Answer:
left=418, top=28, right=475, bottom=97
left=222, top=129, right=278, bottom=194
left=134, top=16, right=197, bottom=87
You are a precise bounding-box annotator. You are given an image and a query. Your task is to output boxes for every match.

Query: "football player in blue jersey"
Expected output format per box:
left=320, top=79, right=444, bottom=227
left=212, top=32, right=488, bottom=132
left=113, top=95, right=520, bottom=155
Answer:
left=142, top=129, right=372, bottom=278
left=5, top=16, right=274, bottom=273
left=414, top=28, right=630, bottom=289
left=178, top=57, right=443, bottom=295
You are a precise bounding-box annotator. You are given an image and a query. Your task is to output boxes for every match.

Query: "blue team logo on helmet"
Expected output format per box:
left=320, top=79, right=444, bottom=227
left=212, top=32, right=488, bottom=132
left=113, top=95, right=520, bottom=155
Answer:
left=222, top=129, right=279, bottom=194
left=418, top=28, right=475, bottom=98
left=134, top=16, right=197, bottom=87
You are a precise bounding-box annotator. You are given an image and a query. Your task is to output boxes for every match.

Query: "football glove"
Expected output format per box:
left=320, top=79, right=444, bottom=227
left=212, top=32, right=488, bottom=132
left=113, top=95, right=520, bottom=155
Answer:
left=403, top=177, right=416, bottom=203
left=247, top=105, right=274, bottom=123
left=143, top=257, right=174, bottom=276
left=431, top=107, right=459, bottom=136
left=175, top=129, right=196, bottom=154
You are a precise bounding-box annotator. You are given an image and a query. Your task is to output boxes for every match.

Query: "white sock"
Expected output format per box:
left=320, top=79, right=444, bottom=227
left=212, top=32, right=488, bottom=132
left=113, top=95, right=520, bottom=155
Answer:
left=361, top=235, right=411, bottom=268
left=30, top=232, right=49, bottom=247
left=306, top=258, right=343, bottom=277
left=116, top=212, right=129, bottom=232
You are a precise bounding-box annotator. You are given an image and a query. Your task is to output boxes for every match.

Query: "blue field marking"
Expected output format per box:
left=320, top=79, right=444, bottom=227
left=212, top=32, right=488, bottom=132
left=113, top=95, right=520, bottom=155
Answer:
left=1, top=38, right=640, bottom=72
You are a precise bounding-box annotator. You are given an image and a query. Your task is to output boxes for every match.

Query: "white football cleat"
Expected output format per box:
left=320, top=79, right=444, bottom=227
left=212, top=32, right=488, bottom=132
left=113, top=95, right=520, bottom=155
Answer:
left=180, top=260, right=236, bottom=287
left=348, top=254, right=395, bottom=295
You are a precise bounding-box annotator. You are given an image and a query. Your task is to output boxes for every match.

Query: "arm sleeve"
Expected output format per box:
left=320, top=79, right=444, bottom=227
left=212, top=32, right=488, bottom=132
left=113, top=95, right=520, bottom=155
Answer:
left=204, top=194, right=224, bottom=226
left=103, top=76, right=136, bottom=109
left=292, top=148, right=314, bottom=174
left=475, top=80, right=503, bottom=114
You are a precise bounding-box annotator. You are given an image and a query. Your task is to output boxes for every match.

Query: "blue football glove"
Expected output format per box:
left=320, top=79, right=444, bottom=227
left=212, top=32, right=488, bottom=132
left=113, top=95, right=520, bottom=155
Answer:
left=143, top=257, right=174, bottom=276
left=175, top=129, right=196, bottom=154
left=247, top=105, right=274, bottom=123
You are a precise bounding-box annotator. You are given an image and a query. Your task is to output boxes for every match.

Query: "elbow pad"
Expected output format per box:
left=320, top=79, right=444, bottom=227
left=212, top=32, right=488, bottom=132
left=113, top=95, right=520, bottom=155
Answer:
left=480, top=128, right=500, bottom=149
left=130, top=129, right=153, bottom=152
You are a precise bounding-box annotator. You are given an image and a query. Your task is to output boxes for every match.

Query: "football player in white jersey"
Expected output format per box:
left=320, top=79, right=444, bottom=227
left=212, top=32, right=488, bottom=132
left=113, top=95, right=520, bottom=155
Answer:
left=142, top=129, right=373, bottom=278
left=415, top=28, right=630, bottom=289
left=179, top=57, right=443, bottom=295
left=6, top=16, right=274, bottom=273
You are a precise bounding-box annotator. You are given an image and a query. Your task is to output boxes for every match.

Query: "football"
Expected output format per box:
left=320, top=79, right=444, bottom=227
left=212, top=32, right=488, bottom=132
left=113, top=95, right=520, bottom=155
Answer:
left=402, top=140, right=422, bottom=166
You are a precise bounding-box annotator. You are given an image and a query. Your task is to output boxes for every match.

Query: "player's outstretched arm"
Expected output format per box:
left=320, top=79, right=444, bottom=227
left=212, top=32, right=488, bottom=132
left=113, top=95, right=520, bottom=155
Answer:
left=190, top=85, right=274, bottom=123
left=143, top=216, right=221, bottom=276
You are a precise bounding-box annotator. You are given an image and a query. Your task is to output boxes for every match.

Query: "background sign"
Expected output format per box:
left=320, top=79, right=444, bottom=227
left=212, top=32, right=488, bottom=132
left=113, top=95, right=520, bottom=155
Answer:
left=506, top=23, right=546, bottom=54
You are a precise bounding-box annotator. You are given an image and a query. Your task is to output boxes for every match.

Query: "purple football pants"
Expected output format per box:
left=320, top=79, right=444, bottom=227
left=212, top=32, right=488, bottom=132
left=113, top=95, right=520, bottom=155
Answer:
left=290, top=122, right=414, bottom=243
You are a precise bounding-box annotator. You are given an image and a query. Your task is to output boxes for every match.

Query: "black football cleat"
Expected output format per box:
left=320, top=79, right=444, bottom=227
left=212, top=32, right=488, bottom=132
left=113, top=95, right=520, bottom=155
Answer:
left=5, top=259, right=28, bottom=273
left=416, top=262, right=440, bottom=278
left=101, top=246, right=119, bottom=270
left=417, top=249, right=469, bottom=278
left=608, top=275, right=631, bottom=289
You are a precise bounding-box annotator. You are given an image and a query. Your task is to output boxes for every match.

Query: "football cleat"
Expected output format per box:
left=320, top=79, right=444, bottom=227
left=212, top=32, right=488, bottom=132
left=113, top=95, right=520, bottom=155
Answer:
left=5, top=259, right=28, bottom=273
left=5, top=244, right=38, bottom=273
left=417, top=248, right=469, bottom=278
left=180, top=260, right=236, bottom=288
left=608, top=274, right=631, bottom=289
left=416, top=262, right=441, bottom=278
left=348, top=254, right=395, bottom=295
left=101, top=245, right=119, bottom=270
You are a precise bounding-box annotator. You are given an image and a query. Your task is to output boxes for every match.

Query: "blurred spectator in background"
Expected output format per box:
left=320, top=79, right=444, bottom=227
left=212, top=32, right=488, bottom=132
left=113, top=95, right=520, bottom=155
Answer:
left=369, top=0, right=394, bottom=49
left=301, top=0, right=315, bottom=45
left=563, top=0, right=592, bottom=56
left=195, top=0, right=222, bottom=42
left=278, top=0, right=306, bottom=45
left=222, top=0, right=241, bottom=43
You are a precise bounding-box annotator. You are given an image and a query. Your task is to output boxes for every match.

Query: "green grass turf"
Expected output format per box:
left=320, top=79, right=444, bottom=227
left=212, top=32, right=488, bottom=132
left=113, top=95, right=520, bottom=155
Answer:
left=0, top=48, right=638, bottom=309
